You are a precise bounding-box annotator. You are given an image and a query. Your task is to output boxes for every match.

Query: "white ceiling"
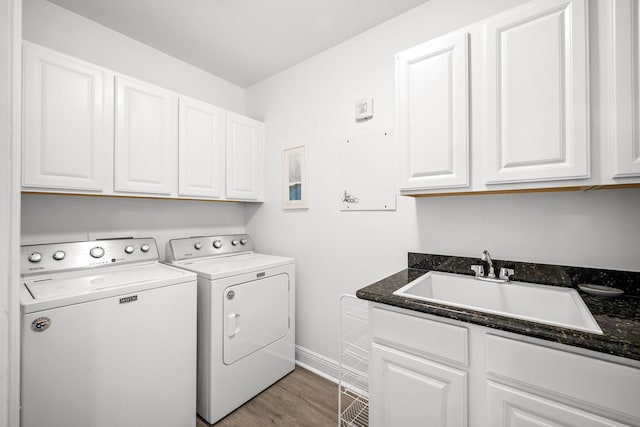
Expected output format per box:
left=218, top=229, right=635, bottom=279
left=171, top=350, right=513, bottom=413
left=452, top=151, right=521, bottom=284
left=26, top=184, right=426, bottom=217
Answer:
left=45, top=0, right=430, bottom=88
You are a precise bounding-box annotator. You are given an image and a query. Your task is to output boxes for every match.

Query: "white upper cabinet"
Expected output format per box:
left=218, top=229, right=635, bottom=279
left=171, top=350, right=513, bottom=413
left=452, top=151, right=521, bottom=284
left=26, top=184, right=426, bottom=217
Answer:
left=483, top=0, right=589, bottom=184
left=611, top=0, right=640, bottom=178
left=397, top=31, right=470, bottom=191
left=114, top=76, right=178, bottom=195
left=22, top=43, right=265, bottom=202
left=225, top=112, right=264, bottom=201
left=22, top=43, right=112, bottom=191
left=178, top=97, right=226, bottom=199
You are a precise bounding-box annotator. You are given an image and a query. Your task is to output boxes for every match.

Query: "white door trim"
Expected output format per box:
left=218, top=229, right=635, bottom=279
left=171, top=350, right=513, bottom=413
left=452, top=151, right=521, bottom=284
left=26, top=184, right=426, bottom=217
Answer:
left=0, top=0, right=22, bottom=425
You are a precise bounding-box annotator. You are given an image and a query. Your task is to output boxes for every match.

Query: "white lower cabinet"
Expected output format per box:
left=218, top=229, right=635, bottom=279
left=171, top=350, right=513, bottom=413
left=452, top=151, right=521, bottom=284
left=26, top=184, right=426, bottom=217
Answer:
left=487, top=382, right=629, bottom=427
left=486, top=334, right=640, bottom=426
left=370, top=343, right=467, bottom=427
left=370, top=307, right=468, bottom=427
left=369, top=304, right=640, bottom=427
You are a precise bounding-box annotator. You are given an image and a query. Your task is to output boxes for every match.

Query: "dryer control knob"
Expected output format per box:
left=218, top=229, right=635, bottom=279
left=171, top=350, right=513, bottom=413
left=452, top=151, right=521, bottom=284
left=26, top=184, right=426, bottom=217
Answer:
left=90, top=247, right=105, bottom=258
left=124, top=245, right=135, bottom=254
left=52, top=250, right=66, bottom=261
left=231, top=240, right=239, bottom=246
left=140, top=244, right=150, bottom=253
left=194, top=242, right=203, bottom=250
left=28, top=252, right=42, bottom=263
left=240, top=239, right=248, bottom=245
left=213, top=240, right=223, bottom=249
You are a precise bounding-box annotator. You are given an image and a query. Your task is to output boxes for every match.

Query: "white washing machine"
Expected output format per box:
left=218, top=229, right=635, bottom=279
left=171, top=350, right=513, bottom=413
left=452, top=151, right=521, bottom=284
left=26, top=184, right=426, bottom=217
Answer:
left=20, top=238, right=197, bottom=427
left=165, top=234, right=295, bottom=424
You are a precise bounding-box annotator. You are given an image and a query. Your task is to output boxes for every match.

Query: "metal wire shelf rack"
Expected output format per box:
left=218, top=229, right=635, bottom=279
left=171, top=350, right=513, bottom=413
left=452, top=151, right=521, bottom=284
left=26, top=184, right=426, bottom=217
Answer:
left=339, top=294, right=369, bottom=427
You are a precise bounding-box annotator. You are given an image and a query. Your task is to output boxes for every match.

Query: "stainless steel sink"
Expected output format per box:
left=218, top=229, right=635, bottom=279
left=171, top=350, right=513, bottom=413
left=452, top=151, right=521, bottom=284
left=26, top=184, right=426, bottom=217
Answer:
left=393, top=271, right=602, bottom=334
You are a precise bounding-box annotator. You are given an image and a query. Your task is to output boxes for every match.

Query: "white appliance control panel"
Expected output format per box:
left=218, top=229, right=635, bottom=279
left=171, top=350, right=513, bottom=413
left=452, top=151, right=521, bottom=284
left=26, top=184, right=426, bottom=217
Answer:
left=21, top=238, right=159, bottom=275
left=167, top=234, right=255, bottom=261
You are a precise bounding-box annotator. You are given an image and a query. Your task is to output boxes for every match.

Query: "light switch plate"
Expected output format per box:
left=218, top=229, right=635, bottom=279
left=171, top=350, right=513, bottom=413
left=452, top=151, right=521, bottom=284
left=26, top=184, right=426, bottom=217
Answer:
left=355, top=97, right=374, bottom=120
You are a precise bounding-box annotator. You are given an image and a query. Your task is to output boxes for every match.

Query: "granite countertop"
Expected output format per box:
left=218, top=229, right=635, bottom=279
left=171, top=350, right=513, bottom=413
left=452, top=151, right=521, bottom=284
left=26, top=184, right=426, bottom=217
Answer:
left=356, top=254, right=640, bottom=362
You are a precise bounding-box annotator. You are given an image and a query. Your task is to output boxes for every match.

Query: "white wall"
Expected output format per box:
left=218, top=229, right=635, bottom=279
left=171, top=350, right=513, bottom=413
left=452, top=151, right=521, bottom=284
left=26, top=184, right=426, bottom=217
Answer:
left=21, top=0, right=250, bottom=257
left=21, top=194, right=246, bottom=260
left=245, top=0, right=640, bottom=375
left=23, top=0, right=245, bottom=113
left=414, top=189, right=640, bottom=270
left=245, top=0, right=534, bottom=371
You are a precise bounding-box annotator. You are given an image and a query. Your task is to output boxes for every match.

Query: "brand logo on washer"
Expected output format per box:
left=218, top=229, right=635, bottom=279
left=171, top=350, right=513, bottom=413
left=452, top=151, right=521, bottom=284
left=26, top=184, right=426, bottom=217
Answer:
left=119, top=295, right=138, bottom=304
left=31, top=317, right=51, bottom=332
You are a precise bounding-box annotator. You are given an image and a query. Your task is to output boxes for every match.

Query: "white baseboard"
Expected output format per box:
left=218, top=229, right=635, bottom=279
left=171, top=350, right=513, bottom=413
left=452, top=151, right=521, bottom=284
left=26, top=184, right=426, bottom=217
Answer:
left=295, top=345, right=339, bottom=384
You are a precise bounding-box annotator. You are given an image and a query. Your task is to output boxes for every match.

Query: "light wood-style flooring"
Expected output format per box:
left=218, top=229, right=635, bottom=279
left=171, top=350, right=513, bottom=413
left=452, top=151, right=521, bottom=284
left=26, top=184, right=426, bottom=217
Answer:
left=196, top=367, right=339, bottom=427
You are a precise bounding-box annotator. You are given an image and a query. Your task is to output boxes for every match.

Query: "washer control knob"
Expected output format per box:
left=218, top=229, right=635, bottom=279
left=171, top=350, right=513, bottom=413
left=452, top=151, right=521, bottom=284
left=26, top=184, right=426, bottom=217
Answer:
left=231, top=240, right=239, bottom=246
left=124, top=245, right=135, bottom=254
left=90, top=247, right=105, bottom=258
left=240, top=239, right=248, bottom=245
left=52, top=250, right=66, bottom=261
left=140, top=244, right=150, bottom=253
left=213, top=240, right=223, bottom=249
left=194, top=242, right=203, bottom=250
left=28, top=252, right=42, bottom=263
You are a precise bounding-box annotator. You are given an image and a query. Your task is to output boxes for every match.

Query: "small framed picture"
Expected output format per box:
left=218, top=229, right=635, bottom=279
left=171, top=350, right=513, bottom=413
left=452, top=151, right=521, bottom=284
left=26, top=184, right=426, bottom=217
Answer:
left=282, top=145, right=309, bottom=209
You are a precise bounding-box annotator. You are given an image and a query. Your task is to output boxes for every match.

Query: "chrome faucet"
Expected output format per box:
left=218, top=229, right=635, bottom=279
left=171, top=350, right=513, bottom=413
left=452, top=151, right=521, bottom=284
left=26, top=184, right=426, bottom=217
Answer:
left=471, top=250, right=515, bottom=283
left=481, top=250, right=496, bottom=278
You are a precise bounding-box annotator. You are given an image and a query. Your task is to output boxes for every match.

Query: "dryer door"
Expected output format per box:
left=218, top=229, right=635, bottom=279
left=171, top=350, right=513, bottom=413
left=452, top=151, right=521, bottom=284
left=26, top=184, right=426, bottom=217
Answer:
left=223, top=273, right=290, bottom=365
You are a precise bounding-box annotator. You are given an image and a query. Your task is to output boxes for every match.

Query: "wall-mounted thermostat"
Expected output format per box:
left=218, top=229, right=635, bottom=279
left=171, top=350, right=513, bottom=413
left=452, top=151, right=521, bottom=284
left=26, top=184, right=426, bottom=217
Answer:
left=355, top=97, right=374, bottom=121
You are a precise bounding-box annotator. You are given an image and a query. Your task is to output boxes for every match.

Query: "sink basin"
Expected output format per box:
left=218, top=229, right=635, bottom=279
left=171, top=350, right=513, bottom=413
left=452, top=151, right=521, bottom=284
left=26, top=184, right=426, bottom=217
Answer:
left=393, top=271, right=602, bottom=334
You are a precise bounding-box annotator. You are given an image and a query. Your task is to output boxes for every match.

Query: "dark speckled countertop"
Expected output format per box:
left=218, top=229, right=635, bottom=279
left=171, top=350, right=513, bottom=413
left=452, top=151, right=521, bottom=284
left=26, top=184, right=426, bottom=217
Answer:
left=356, top=253, right=640, bottom=362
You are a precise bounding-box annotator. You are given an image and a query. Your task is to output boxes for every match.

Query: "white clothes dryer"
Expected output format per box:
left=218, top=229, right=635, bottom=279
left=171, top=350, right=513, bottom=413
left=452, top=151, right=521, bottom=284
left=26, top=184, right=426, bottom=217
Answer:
left=20, top=238, right=197, bottom=427
left=166, top=234, right=295, bottom=424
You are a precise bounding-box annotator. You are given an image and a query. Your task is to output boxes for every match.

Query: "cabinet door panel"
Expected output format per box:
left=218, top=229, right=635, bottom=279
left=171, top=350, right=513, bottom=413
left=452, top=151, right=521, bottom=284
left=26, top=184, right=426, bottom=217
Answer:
left=487, top=382, right=629, bottom=427
left=612, top=0, right=640, bottom=177
left=484, top=0, right=589, bottom=184
left=178, top=97, right=225, bottom=198
left=115, top=76, right=177, bottom=195
left=226, top=112, right=264, bottom=200
left=370, top=343, right=466, bottom=427
left=397, top=31, right=469, bottom=190
left=486, top=334, right=640, bottom=421
left=22, top=44, right=111, bottom=191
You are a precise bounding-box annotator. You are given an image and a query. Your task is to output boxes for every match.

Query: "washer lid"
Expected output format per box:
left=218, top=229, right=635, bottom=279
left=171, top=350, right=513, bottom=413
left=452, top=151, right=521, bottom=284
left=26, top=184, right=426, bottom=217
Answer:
left=22, top=263, right=195, bottom=313
left=169, top=253, right=294, bottom=280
